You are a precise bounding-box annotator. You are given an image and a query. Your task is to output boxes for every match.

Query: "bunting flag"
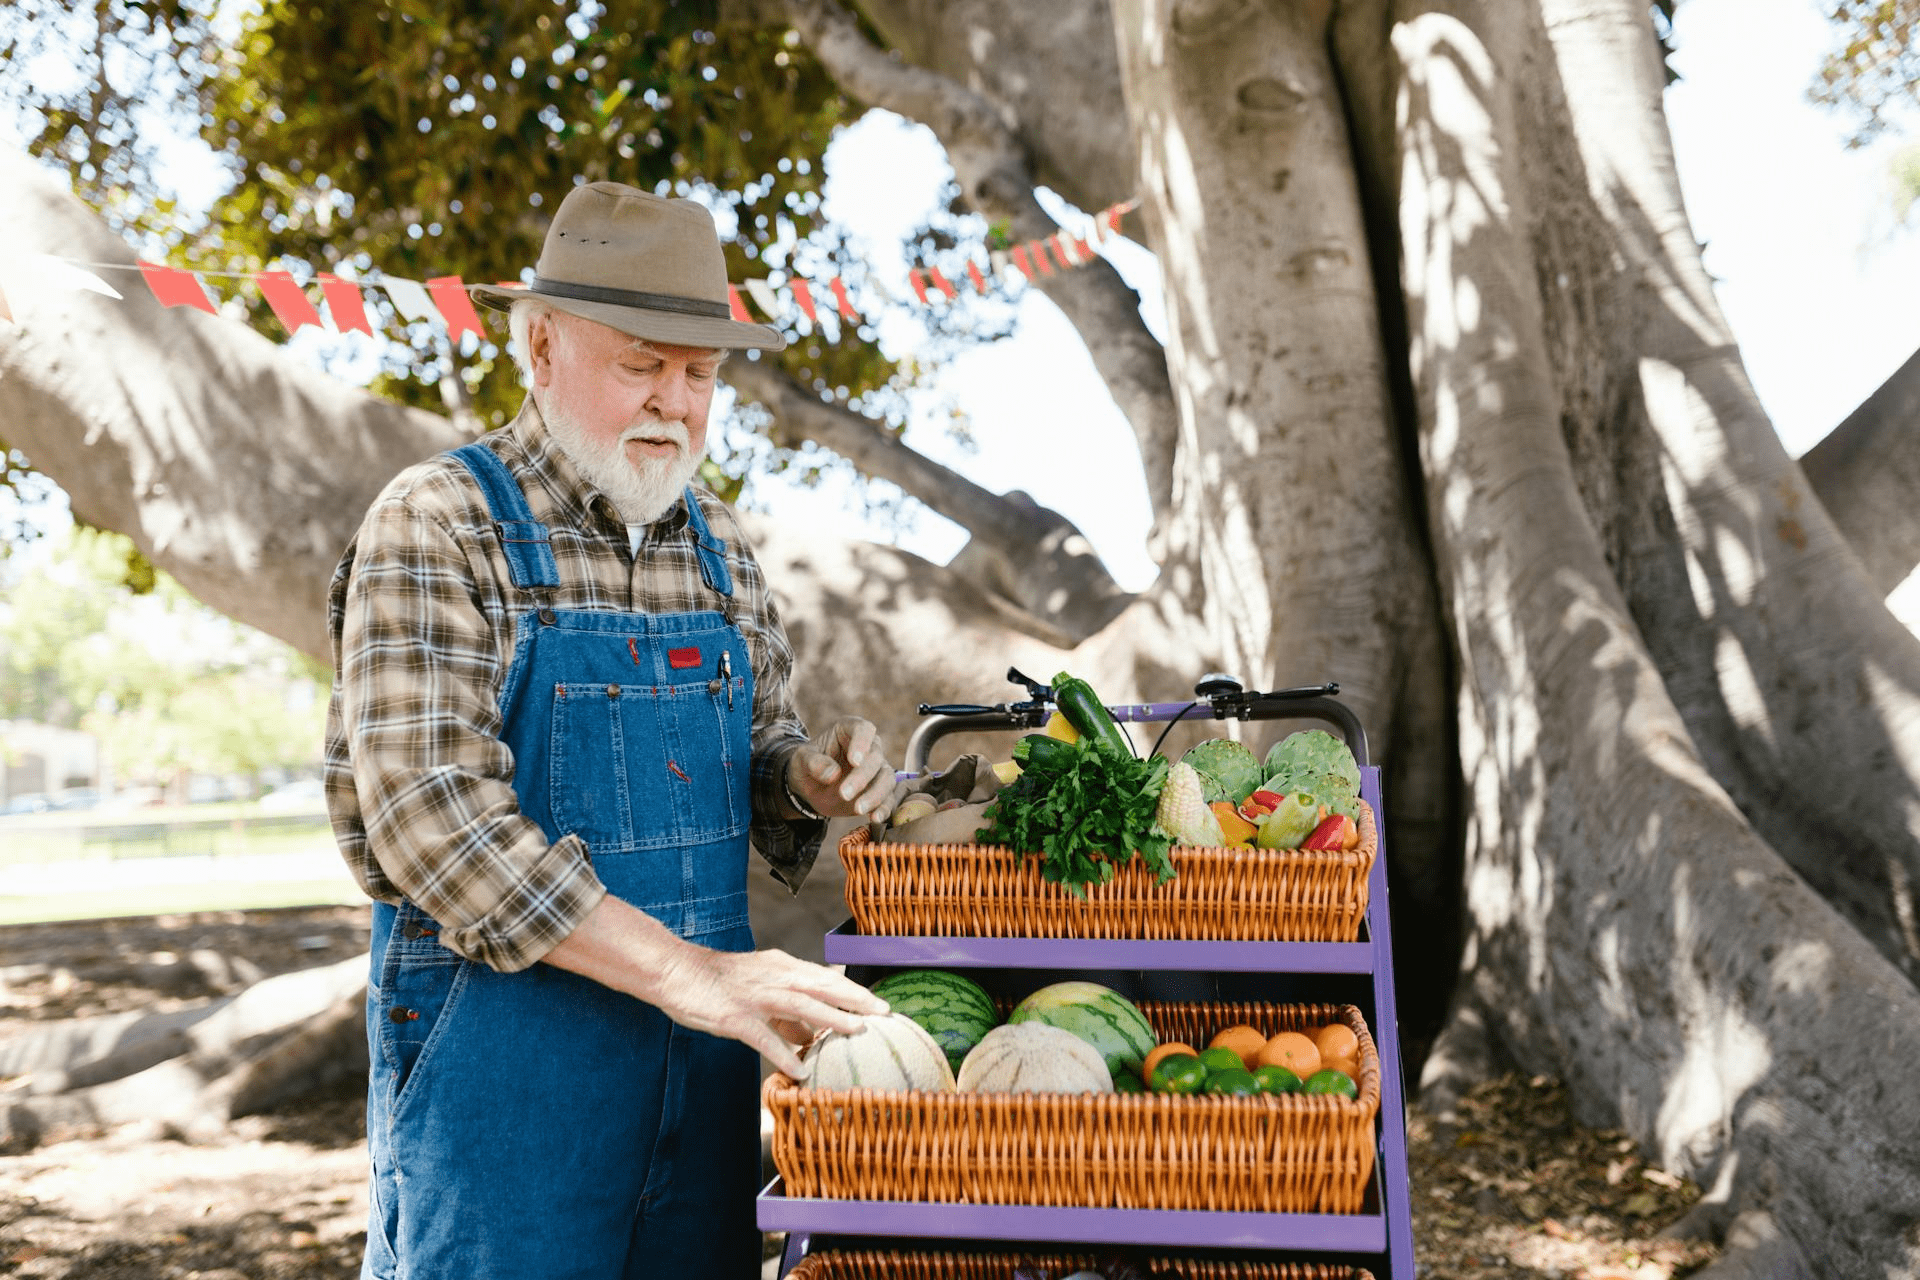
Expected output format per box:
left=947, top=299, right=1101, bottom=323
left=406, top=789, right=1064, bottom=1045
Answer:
left=14, top=196, right=1139, bottom=363
left=138, top=260, right=217, bottom=312
left=256, top=270, right=324, bottom=335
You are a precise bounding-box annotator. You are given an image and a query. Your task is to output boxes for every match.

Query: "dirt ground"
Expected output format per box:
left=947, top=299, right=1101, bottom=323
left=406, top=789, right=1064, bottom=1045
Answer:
left=0, top=907, right=1718, bottom=1279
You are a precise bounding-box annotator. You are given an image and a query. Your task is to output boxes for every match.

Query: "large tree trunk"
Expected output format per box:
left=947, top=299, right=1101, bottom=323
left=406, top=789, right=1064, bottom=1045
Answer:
left=1800, top=344, right=1920, bottom=599
left=1385, top=2, right=1920, bottom=1272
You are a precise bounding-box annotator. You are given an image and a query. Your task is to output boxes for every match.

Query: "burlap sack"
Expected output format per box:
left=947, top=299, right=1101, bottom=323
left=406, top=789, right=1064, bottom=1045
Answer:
left=874, top=753, right=1003, bottom=845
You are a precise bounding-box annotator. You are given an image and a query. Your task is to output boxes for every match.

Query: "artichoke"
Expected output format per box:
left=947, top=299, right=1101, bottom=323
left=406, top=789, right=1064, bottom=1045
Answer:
left=1179, top=738, right=1265, bottom=806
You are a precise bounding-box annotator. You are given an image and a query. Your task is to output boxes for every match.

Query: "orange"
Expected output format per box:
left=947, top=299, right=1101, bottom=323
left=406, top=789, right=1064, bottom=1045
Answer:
left=1322, top=1054, right=1360, bottom=1081
left=1257, top=1031, right=1322, bottom=1079
left=1207, top=1024, right=1268, bottom=1072
left=1142, top=1042, right=1197, bottom=1084
left=1313, top=1022, right=1359, bottom=1064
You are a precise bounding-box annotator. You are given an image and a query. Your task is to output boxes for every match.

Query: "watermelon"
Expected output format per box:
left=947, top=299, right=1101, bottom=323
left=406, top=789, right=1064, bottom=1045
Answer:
left=1006, top=981, right=1155, bottom=1079
left=871, top=969, right=1000, bottom=1072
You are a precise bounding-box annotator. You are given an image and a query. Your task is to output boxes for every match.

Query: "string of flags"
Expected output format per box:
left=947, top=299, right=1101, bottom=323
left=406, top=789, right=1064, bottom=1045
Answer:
left=0, top=199, right=1139, bottom=346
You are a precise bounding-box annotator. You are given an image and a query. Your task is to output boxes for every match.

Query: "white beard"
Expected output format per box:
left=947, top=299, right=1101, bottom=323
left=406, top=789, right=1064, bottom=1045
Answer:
left=541, top=399, right=703, bottom=525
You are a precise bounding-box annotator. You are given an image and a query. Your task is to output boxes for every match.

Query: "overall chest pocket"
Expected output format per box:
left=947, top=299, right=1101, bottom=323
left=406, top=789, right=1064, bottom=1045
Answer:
left=548, top=674, right=750, bottom=853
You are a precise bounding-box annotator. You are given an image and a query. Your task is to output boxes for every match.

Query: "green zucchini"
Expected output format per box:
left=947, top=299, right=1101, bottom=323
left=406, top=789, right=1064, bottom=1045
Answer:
left=1013, top=733, right=1077, bottom=771
left=1051, top=672, right=1133, bottom=757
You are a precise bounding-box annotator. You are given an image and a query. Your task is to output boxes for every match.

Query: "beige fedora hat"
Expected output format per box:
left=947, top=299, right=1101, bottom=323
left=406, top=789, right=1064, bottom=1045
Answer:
left=470, top=181, right=785, bottom=352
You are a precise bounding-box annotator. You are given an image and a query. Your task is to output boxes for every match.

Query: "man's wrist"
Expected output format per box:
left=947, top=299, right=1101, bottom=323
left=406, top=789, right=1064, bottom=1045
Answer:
left=782, top=755, right=825, bottom=821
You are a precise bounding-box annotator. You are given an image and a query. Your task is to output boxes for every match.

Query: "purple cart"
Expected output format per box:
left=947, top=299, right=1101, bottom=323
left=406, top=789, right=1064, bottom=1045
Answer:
left=758, top=675, right=1418, bottom=1278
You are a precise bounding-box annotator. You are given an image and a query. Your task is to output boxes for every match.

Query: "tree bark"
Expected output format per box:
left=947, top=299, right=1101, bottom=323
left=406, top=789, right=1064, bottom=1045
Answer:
left=1528, top=0, right=1920, bottom=985
left=1390, top=3, right=1920, bottom=1269
left=1800, top=343, right=1920, bottom=598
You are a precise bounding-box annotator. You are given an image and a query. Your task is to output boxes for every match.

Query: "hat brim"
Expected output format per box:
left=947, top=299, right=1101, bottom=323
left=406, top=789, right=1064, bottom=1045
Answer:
left=470, top=283, right=787, bottom=353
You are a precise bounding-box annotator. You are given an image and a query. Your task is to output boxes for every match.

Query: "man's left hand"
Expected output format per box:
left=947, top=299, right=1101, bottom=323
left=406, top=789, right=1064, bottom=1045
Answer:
left=787, top=717, right=894, bottom=821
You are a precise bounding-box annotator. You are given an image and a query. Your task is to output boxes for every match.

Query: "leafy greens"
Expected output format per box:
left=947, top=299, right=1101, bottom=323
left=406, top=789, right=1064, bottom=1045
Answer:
left=977, top=738, right=1175, bottom=896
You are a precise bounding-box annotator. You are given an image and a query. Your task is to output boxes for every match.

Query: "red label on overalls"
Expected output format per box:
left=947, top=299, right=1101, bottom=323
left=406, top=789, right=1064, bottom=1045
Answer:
left=667, top=647, right=702, bottom=669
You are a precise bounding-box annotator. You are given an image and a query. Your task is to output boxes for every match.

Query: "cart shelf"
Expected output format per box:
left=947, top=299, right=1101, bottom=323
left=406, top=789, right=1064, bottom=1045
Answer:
left=757, top=1174, right=1390, bottom=1252
left=823, top=921, right=1376, bottom=973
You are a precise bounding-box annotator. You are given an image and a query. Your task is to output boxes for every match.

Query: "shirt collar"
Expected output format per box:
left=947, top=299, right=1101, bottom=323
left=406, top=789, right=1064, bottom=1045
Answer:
left=507, top=396, right=691, bottom=536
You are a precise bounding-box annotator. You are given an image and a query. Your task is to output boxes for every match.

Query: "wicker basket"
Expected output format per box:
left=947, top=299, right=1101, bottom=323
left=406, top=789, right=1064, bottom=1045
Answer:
left=787, top=1250, right=1374, bottom=1279
left=766, top=1002, right=1379, bottom=1215
left=841, top=801, right=1375, bottom=942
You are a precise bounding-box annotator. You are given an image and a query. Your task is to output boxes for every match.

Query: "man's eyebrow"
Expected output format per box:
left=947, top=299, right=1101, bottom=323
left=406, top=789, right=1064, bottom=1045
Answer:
left=619, top=341, right=730, bottom=366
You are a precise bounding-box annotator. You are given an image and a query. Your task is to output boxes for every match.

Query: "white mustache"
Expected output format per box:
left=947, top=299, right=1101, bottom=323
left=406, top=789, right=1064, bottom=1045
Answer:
left=620, top=420, right=690, bottom=453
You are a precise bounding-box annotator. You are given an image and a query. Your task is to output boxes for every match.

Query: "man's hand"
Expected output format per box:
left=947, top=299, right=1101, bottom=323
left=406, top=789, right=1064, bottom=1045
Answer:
left=653, top=944, right=888, bottom=1077
left=787, top=716, right=895, bottom=822
left=543, top=897, right=888, bottom=1077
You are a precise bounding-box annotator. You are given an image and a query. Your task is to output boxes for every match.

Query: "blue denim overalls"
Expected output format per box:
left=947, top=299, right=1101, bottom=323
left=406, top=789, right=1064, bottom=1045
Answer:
left=360, top=442, right=761, bottom=1279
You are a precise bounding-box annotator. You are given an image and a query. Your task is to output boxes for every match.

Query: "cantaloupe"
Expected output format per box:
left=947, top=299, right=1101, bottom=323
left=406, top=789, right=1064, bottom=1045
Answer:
left=798, top=1012, right=956, bottom=1092
left=955, top=1022, right=1113, bottom=1095
left=1007, top=980, right=1156, bottom=1079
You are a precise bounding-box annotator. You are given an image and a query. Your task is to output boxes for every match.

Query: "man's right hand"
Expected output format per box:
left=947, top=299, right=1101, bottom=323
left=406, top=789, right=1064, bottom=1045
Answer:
left=543, top=895, right=887, bottom=1077
left=652, top=943, right=887, bottom=1077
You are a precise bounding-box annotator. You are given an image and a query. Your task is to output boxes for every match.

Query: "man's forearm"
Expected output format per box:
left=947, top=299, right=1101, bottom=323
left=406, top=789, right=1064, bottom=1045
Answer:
left=540, top=895, right=696, bottom=1004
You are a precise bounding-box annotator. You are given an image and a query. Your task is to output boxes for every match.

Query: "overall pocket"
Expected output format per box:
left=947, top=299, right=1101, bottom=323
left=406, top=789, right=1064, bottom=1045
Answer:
left=549, top=672, right=750, bottom=852
left=373, top=905, right=468, bottom=1102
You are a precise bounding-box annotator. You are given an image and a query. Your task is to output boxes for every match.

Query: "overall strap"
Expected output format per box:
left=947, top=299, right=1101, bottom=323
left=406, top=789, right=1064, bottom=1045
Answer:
left=449, top=443, right=561, bottom=593
left=680, top=488, right=734, bottom=599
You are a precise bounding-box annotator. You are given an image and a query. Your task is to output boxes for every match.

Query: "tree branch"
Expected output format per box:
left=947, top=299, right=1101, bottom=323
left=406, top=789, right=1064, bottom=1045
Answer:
left=725, top=357, right=1132, bottom=636
left=774, top=0, right=1180, bottom=539
left=1799, top=343, right=1920, bottom=596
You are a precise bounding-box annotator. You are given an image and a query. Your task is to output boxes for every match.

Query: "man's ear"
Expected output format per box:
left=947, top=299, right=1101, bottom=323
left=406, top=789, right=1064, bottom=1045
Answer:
left=527, top=312, right=557, bottom=388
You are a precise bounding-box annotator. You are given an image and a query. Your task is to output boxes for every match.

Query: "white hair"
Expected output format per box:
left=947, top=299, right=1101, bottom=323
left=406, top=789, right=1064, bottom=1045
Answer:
left=508, top=298, right=731, bottom=384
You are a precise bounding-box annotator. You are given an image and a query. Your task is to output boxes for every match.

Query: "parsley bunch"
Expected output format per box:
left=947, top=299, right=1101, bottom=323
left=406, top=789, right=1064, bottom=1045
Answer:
left=977, top=738, right=1175, bottom=897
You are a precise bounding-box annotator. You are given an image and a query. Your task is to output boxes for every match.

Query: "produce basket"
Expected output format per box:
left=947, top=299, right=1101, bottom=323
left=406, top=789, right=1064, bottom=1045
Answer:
left=765, top=1002, right=1380, bottom=1215
left=841, top=801, right=1376, bottom=942
left=788, top=1250, right=1374, bottom=1279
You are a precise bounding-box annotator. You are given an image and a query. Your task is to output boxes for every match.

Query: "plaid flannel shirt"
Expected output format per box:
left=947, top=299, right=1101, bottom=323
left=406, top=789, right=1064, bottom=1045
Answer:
left=323, top=398, right=822, bottom=973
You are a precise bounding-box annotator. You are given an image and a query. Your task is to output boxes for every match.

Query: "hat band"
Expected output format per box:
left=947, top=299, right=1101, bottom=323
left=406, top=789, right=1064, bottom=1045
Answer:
left=529, top=275, right=733, bottom=320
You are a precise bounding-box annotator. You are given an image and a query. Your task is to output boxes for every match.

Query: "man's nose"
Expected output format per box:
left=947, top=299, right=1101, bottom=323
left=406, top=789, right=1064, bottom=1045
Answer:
left=646, top=371, right=693, bottom=421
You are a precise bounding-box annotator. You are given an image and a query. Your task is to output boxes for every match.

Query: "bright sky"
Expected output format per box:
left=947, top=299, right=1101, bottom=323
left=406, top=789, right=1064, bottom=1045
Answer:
left=5, top=0, right=1914, bottom=602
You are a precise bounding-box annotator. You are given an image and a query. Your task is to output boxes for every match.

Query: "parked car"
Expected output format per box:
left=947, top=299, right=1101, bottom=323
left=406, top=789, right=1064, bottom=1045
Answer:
left=1, top=793, right=52, bottom=816
left=257, top=778, right=327, bottom=811
left=50, top=787, right=102, bottom=811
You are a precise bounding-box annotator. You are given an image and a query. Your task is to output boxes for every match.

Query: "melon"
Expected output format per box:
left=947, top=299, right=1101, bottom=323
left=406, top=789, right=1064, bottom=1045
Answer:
left=956, top=1022, right=1113, bottom=1095
left=870, top=969, right=1000, bottom=1073
left=797, top=1012, right=956, bottom=1093
left=1007, top=981, right=1155, bottom=1079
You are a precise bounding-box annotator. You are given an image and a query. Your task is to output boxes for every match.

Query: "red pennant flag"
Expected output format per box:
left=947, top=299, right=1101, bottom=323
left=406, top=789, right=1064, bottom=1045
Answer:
left=425, top=276, right=485, bottom=340
left=828, top=277, right=861, bottom=322
left=1028, top=241, right=1056, bottom=276
left=727, top=285, right=752, bottom=323
left=138, top=260, right=217, bottom=312
left=316, top=273, right=374, bottom=335
left=908, top=268, right=932, bottom=305
left=1010, top=246, right=1038, bottom=282
left=0, top=280, right=11, bottom=324
left=1105, top=205, right=1124, bottom=236
left=926, top=266, right=959, bottom=301
left=1071, top=235, right=1095, bottom=262
left=255, top=271, right=323, bottom=335
left=965, top=260, right=988, bottom=294
left=1048, top=236, right=1077, bottom=272
left=791, top=279, right=818, bottom=324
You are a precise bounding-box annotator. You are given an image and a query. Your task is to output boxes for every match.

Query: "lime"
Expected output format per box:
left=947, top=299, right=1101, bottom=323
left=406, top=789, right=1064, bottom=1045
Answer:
left=1112, top=1071, right=1146, bottom=1094
left=1302, top=1068, right=1358, bottom=1098
left=1149, top=1053, right=1206, bottom=1095
left=1197, top=1046, right=1245, bottom=1075
left=1202, top=1067, right=1259, bottom=1097
left=1251, top=1064, right=1303, bottom=1095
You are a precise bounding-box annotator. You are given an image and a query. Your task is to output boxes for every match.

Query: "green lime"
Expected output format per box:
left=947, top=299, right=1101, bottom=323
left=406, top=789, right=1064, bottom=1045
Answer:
left=1197, top=1046, right=1245, bottom=1075
left=1112, top=1071, right=1146, bottom=1094
left=1252, top=1064, right=1303, bottom=1095
left=1202, top=1067, right=1259, bottom=1097
left=1302, top=1068, right=1358, bottom=1098
left=1149, top=1053, right=1206, bottom=1095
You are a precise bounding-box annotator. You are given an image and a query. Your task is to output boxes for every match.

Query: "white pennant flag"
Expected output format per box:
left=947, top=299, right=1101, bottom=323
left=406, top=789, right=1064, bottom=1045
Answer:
left=743, top=278, right=782, bottom=321
left=0, top=253, right=126, bottom=302
left=381, top=277, right=441, bottom=327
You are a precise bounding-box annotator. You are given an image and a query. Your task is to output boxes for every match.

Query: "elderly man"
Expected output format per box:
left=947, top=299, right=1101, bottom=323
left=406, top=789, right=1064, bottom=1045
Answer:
left=323, top=181, right=894, bottom=1279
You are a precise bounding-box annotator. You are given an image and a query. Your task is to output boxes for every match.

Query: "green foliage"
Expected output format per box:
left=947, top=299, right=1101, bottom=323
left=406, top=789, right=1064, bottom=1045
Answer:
left=0, top=527, right=328, bottom=783
left=1814, top=0, right=1920, bottom=145
left=977, top=735, right=1174, bottom=897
